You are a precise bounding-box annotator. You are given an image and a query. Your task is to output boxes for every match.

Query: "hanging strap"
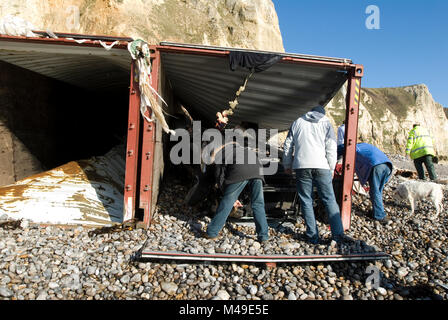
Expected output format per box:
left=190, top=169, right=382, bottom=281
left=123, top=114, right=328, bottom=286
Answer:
left=127, top=40, right=175, bottom=135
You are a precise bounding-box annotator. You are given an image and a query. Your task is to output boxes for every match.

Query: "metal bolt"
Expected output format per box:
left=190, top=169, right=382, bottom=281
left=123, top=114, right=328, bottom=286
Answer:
left=126, top=185, right=132, bottom=191
left=127, top=150, right=134, bottom=157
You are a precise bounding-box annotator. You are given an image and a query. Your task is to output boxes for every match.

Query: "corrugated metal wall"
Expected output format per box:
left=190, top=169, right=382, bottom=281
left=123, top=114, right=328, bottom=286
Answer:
left=161, top=51, right=348, bottom=130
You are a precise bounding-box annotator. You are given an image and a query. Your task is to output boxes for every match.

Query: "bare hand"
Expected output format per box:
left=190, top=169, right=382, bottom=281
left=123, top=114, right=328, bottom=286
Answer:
left=233, top=200, right=243, bottom=208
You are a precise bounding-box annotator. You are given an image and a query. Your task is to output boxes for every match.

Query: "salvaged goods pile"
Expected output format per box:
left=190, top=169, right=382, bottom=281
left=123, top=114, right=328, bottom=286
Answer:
left=0, top=145, right=126, bottom=226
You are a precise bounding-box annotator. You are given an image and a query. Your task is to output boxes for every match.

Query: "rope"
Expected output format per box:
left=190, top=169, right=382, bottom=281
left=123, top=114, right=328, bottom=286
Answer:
left=217, top=70, right=254, bottom=127
left=99, top=40, right=119, bottom=51
left=225, top=70, right=254, bottom=117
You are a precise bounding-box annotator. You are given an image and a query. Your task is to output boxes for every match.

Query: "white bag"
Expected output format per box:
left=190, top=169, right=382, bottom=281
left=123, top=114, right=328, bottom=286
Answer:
left=0, top=15, right=38, bottom=37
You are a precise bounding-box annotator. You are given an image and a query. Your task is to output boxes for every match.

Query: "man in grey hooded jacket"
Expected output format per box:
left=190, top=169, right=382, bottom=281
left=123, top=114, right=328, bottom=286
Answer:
left=283, top=106, right=345, bottom=244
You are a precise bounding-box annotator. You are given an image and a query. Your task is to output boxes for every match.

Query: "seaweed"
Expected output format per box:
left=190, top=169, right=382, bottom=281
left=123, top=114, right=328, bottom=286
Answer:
left=87, top=219, right=137, bottom=237
left=0, top=219, right=22, bottom=230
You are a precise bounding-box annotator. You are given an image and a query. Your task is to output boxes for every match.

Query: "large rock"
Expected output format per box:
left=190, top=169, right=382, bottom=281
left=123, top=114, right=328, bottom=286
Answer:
left=325, top=83, right=448, bottom=161
left=161, top=281, right=178, bottom=295
left=0, top=0, right=284, bottom=52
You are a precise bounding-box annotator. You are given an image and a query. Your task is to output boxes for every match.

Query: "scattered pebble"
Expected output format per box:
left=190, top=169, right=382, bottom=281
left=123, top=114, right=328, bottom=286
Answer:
left=0, top=158, right=446, bottom=300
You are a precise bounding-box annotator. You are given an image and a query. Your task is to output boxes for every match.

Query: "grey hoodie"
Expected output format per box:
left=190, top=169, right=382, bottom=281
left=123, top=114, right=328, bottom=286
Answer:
left=282, top=106, right=337, bottom=171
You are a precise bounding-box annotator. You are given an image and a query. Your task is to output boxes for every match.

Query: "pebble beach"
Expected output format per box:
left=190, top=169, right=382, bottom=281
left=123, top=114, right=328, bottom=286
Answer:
left=0, top=155, right=447, bottom=301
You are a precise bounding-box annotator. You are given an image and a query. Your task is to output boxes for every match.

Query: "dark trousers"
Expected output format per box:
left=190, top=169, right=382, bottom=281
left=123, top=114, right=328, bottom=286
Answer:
left=414, top=155, right=437, bottom=180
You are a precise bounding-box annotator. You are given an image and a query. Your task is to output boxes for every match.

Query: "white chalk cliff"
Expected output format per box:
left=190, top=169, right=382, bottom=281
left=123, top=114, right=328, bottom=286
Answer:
left=0, top=0, right=284, bottom=51
left=326, top=83, right=448, bottom=159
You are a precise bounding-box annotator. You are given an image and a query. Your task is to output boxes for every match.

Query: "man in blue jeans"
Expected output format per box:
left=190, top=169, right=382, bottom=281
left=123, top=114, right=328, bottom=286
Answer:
left=283, top=106, right=345, bottom=244
left=205, top=127, right=269, bottom=242
left=338, top=143, right=393, bottom=224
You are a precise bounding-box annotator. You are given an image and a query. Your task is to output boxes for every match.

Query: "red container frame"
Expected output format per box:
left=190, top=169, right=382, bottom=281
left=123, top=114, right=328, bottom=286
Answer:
left=124, top=44, right=364, bottom=231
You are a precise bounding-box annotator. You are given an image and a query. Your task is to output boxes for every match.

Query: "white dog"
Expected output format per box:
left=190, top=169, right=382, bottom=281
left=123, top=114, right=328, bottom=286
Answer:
left=392, top=180, right=445, bottom=219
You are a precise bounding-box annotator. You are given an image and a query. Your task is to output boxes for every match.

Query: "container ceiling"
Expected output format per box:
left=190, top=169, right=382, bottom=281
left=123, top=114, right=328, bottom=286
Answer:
left=160, top=44, right=350, bottom=130
left=0, top=38, right=131, bottom=92
left=0, top=36, right=353, bottom=131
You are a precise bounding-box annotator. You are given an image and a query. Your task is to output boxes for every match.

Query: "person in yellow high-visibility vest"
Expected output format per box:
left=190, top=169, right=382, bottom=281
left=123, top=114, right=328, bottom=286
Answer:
left=405, top=124, right=438, bottom=180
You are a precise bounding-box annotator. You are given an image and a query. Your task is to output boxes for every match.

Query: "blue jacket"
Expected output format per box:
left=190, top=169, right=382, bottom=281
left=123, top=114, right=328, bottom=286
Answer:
left=338, top=143, right=393, bottom=186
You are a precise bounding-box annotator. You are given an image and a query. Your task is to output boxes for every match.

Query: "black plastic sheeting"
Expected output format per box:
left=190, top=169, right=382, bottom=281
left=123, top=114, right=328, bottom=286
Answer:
left=229, top=51, right=282, bottom=73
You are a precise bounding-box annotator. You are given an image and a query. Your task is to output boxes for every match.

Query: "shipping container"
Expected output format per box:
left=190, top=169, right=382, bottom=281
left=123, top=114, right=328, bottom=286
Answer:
left=0, top=33, right=373, bottom=263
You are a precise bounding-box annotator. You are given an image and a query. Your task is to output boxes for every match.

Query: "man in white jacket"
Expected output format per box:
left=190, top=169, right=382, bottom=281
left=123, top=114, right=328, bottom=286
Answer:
left=283, top=106, right=345, bottom=244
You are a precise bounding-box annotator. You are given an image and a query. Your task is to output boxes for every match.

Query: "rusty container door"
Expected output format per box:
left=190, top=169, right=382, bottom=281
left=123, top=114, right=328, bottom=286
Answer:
left=340, top=65, right=364, bottom=230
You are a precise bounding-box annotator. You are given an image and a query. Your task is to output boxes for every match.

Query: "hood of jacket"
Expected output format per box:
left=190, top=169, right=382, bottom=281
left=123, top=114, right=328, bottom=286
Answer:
left=303, top=106, right=326, bottom=123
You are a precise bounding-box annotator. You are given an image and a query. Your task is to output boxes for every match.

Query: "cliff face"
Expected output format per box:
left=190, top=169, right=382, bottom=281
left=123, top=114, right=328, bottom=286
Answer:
left=0, top=0, right=284, bottom=51
left=326, top=83, right=448, bottom=159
